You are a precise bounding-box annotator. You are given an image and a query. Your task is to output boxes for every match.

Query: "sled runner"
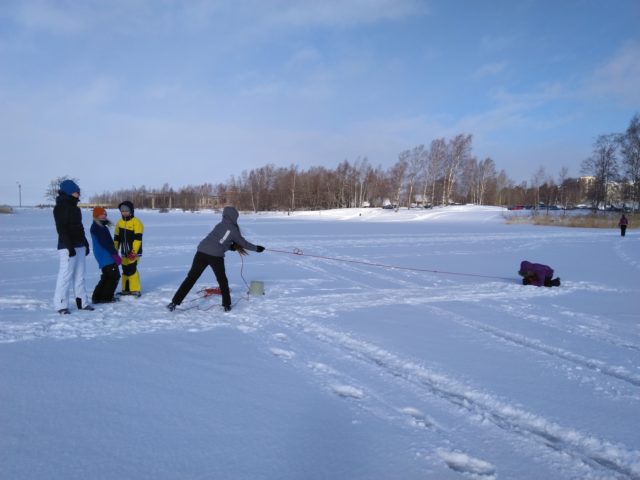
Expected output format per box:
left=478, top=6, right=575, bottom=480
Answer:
left=169, top=287, right=229, bottom=312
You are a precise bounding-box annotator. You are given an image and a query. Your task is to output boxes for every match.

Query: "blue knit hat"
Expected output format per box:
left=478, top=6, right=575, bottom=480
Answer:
left=60, top=179, right=80, bottom=196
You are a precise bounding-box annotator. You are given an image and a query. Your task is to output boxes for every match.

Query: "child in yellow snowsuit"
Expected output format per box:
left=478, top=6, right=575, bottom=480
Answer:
left=114, top=201, right=144, bottom=296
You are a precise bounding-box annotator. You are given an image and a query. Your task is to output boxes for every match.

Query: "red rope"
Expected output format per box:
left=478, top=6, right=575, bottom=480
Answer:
left=266, top=248, right=513, bottom=282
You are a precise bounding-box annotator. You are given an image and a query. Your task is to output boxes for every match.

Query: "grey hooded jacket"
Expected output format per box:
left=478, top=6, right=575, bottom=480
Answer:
left=197, top=206, right=258, bottom=257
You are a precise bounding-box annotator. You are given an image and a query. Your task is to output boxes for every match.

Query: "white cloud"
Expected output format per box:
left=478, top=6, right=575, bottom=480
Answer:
left=142, top=83, right=188, bottom=101
left=262, top=0, right=427, bottom=28
left=458, top=83, right=570, bottom=134
left=15, top=0, right=86, bottom=34
left=239, top=80, right=287, bottom=98
left=586, top=41, right=640, bottom=105
left=489, top=83, right=566, bottom=110
left=480, top=35, right=514, bottom=52
left=70, top=76, right=121, bottom=107
left=471, top=61, right=508, bottom=81
left=285, top=47, right=322, bottom=70
left=6, top=0, right=426, bottom=38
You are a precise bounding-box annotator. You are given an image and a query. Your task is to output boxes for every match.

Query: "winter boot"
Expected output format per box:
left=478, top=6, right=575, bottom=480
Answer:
left=58, top=308, right=71, bottom=315
left=76, top=298, right=95, bottom=311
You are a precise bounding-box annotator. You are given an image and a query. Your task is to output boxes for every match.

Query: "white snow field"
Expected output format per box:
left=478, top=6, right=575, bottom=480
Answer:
left=1, top=206, right=639, bottom=480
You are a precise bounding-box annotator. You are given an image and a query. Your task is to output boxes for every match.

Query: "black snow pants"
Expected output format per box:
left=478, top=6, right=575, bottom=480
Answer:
left=92, top=264, right=121, bottom=303
left=172, top=251, right=231, bottom=308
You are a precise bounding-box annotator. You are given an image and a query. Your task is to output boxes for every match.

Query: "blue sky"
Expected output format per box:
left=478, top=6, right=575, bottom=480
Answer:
left=1, top=0, right=639, bottom=205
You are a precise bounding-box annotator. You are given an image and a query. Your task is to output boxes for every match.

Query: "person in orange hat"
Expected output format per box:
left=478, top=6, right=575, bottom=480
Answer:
left=90, top=207, right=122, bottom=303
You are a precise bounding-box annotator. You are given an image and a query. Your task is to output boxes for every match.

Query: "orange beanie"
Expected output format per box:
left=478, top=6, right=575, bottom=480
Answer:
left=93, top=206, right=107, bottom=218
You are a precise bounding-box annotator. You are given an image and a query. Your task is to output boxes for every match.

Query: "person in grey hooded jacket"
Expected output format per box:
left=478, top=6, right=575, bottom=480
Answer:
left=167, top=206, right=265, bottom=312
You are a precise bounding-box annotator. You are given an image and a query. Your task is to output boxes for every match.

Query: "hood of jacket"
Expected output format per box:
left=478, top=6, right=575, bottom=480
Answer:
left=93, top=218, right=112, bottom=228
left=118, top=200, right=135, bottom=217
left=56, top=191, right=79, bottom=207
left=59, top=179, right=80, bottom=196
left=222, top=206, right=239, bottom=224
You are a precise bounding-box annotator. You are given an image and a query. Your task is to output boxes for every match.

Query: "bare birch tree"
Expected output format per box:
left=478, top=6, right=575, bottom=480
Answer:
left=406, top=145, right=425, bottom=208
left=618, top=114, right=640, bottom=210
left=477, top=157, right=496, bottom=205
left=581, top=134, right=619, bottom=208
left=424, top=138, right=446, bottom=206
left=390, top=151, right=409, bottom=211
left=442, top=134, right=472, bottom=205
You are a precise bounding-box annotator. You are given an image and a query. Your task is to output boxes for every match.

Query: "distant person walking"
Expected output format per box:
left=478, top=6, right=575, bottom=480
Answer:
left=90, top=207, right=122, bottom=303
left=167, top=206, right=265, bottom=312
left=53, top=179, right=94, bottom=314
left=618, top=214, right=628, bottom=237
left=114, top=201, right=144, bottom=296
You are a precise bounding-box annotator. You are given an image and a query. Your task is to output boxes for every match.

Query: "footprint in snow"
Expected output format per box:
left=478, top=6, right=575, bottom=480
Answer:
left=437, top=449, right=496, bottom=479
left=272, top=333, right=288, bottom=342
left=400, top=407, right=435, bottom=429
left=331, top=384, right=364, bottom=399
left=269, top=347, right=295, bottom=360
left=308, top=362, right=338, bottom=375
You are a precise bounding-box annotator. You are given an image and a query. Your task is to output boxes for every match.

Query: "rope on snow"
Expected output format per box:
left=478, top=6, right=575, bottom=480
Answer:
left=266, top=247, right=514, bottom=282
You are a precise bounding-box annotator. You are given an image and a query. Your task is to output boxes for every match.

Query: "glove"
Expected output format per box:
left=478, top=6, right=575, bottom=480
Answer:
left=127, top=252, right=138, bottom=261
left=256, top=245, right=265, bottom=253
left=112, top=254, right=122, bottom=266
left=85, top=246, right=90, bottom=256
left=229, top=243, right=237, bottom=251
left=68, top=247, right=76, bottom=257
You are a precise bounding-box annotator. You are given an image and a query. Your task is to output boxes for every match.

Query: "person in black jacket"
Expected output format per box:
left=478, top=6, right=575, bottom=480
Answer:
left=52, top=179, right=94, bottom=314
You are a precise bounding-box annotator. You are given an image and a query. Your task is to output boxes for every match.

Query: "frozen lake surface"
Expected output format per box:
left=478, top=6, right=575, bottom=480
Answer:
left=1, top=205, right=639, bottom=479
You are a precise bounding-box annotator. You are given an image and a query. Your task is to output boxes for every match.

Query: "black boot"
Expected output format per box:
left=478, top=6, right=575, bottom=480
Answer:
left=76, top=297, right=95, bottom=310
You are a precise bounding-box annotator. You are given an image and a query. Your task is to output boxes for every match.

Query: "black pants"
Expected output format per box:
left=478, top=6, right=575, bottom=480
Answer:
left=92, top=264, right=121, bottom=303
left=621, top=225, right=627, bottom=237
left=172, top=251, right=231, bottom=307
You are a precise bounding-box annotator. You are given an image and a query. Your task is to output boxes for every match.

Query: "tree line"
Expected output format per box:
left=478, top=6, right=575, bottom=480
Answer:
left=52, top=114, right=639, bottom=212
left=580, top=113, right=640, bottom=210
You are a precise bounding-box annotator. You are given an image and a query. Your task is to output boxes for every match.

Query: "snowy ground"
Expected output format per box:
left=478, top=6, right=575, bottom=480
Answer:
left=1, top=206, right=639, bottom=480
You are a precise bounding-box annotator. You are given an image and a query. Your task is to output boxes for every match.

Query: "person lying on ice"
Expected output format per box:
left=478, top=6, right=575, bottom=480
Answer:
left=518, top=260, right=560, bottom=287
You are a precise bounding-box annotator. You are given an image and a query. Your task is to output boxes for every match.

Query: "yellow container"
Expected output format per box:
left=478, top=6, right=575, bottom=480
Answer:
left=249, top=280, right=265, bottom=296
